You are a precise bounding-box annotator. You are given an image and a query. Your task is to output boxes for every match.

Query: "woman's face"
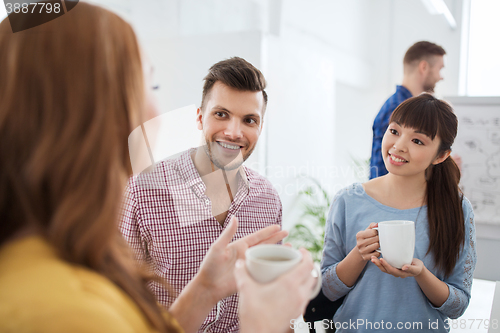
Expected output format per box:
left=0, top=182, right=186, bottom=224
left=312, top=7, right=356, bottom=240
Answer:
left=142, top=55, right=160, bottom=122
left=125, top=52, right=162, bottom=176
left=381, top=122, right=448, bottom=178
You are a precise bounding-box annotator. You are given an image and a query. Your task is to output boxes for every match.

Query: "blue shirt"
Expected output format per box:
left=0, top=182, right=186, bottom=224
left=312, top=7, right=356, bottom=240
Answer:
left=321, top=183, right=477, bottom=333
left=370, top=86, right=413, bottom=179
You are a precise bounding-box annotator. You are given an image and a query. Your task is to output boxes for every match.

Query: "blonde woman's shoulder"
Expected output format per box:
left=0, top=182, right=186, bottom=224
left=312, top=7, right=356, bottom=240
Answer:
left=0, top=236, right=158, bottom=333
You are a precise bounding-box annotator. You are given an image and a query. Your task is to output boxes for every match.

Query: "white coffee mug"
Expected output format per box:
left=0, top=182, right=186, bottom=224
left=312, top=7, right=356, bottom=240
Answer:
left=374, top=220, right=415, bottom=269
left=245, top=244, right=322, bottom=299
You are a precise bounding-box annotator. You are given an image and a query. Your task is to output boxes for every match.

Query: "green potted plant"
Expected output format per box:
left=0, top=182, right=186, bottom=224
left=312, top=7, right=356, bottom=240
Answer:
left=286, top=158, right=370, bottom=263
left=286, top=177, right=331, bottom=263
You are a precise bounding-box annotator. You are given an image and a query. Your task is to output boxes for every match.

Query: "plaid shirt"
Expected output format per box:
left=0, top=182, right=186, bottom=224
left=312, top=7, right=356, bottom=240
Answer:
left=370, top=85, right=412, bottom=179
left=120, top=149, right=282, bottom=333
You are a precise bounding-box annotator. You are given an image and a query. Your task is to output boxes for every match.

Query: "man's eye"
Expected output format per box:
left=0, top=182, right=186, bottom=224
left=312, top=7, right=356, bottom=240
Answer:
left=215, top=112, right=226, bottom=117
left=245, top=118, right=256, bottom=124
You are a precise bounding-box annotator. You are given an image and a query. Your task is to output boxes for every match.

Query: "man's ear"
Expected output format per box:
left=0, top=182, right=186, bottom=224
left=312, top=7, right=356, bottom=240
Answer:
left=419, top=59, right=429, bottom=74
left=196, top=107, right=203, bottom=130
left=432, top=150, right=451, bottom=165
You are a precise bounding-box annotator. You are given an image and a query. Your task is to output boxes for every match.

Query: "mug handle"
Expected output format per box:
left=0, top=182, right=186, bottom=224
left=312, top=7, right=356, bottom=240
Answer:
left=372, top=227, right=382, bottom=254
left=310, top=263, right=322, bottom=300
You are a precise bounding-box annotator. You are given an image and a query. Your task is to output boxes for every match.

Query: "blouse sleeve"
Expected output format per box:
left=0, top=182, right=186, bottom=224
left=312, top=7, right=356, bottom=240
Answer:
left=431, top=198, right=477, bottom=319
left=321, top=188, right=355, bottom=301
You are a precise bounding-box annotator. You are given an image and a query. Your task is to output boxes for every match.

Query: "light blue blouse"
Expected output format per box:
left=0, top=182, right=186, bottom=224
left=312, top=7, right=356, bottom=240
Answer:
left=321, top=183, right=476, bottom=333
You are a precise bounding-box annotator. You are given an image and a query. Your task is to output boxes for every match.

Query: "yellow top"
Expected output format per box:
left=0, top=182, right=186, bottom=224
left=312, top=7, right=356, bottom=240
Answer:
left=0, top=236, right=183, bottom=333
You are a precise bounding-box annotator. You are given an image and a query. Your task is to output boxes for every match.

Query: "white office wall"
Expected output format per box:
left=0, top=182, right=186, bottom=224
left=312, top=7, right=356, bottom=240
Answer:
left=388, top=0, right=465, bottom=98
left=141, top=32, right=263, bottom=113
left=263, top=32, right=336, bottom=226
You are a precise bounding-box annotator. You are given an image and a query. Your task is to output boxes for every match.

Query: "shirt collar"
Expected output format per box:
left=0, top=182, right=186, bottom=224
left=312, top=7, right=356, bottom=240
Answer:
left=396, top=85, right=413, bottom=99
left=176, top=148, right=250, bottom=192
left=176, top=148, right=203, bottom=188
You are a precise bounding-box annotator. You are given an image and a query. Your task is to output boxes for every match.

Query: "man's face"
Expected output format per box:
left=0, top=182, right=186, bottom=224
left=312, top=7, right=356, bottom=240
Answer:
left=197, top=81, right=264, bottom=170
left=423, top=55, right=444, bottom=93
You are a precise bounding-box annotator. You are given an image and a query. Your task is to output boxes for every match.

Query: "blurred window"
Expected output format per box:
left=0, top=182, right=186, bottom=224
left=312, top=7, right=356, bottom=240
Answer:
left=466, top=0, right=500, bottom=96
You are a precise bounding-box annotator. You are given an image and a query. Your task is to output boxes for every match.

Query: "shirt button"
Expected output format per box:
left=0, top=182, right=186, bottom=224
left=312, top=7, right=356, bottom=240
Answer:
left=205, top=199, right=209, bottom=205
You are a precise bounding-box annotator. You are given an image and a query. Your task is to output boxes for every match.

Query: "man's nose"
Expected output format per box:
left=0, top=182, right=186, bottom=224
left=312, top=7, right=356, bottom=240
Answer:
left=224, top=119, right=243, bottom=139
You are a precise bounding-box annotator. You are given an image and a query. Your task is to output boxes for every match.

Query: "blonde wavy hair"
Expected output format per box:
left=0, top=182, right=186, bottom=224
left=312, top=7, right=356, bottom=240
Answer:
left=0, top=2, right=178, bottom=332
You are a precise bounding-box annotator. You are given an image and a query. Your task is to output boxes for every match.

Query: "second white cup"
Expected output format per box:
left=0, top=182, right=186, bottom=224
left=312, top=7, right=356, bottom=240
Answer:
left=374, top=220, right=415, bottom=269
left=245, top=244, right=322, bottom=299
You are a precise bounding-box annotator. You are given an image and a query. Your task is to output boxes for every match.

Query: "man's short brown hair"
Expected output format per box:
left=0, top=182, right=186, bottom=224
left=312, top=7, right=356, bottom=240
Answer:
left=403, top=41, right=446, bottom=66
left=200, top=57, right=267, bottom=112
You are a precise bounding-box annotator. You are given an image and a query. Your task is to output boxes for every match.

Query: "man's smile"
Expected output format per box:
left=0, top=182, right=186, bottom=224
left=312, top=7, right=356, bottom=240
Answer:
left=216, top=140, right=243, bottom=150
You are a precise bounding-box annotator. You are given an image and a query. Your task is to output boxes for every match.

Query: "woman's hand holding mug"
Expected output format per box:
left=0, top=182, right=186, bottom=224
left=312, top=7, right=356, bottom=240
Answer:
left=355, top=222, right=381, bottom=261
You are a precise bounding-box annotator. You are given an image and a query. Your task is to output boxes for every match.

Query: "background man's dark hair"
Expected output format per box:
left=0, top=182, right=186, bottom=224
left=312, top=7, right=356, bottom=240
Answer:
left=403, top=41, right=446, bottom=66
left=201, top=57, right=268, bottom=112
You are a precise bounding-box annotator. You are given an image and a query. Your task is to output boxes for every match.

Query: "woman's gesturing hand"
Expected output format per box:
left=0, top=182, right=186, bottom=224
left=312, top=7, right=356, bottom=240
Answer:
left=197, top=216, right=288, bottom=303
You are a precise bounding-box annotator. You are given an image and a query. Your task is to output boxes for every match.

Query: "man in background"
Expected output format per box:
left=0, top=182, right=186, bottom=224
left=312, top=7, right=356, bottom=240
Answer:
left=369, top=41, right=446, bottom=179
left=120, top=57, right=282, bottom=333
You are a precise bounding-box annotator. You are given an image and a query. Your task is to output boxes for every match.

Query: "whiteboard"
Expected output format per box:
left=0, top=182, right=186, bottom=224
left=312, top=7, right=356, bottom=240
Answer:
left=445, top=97, right=500, bottom=226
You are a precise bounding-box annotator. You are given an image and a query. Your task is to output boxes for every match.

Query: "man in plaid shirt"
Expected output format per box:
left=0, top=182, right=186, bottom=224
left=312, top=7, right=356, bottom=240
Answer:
left=370, top=41, right=446, bottom=179
left=120, top=57, right=282, bottom=333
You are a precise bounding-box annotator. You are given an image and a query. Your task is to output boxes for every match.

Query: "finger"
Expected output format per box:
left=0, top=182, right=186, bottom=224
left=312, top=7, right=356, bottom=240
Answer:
left=298, top=248, right=315, bottom=267
left=401, top=264, right=418, bottom=276
left=213, top=216, right=239, bottom=250
left=379, top=258, right=394, bottom=271
left=401, top=264, right=412, bottom=272
left=360, top=235, right=379, bottom=246
left=379, top=258, right=406, bottom=277
left=357, top=230, right=379, bottom=241
left=283, top=242, right=293, bottom=247
left=360, top=242, right=380, bottom=254
left=383, top=264, right=411, bottom=278
left=273, top=269, right=312, bottom=321
left=370, top=256, right=387, bottom=272
left=256, top=230, right=288, bottom=245
left=361, top=223, right=379, bottom=238
left=276, top=249, right=313, bottom=288
left=285, top=248, right=315, bottom=285
left=234, top=259, right=254, bottom=291
left=302, top=251, right=318, bottom=290
left=361, top=250, right=380, bottom=260
left=238, top=224, right=281, bottom=247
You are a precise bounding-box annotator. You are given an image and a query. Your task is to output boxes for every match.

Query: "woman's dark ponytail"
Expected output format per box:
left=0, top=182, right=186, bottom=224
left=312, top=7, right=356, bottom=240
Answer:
left=426, top=155, right=464, bottom=278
